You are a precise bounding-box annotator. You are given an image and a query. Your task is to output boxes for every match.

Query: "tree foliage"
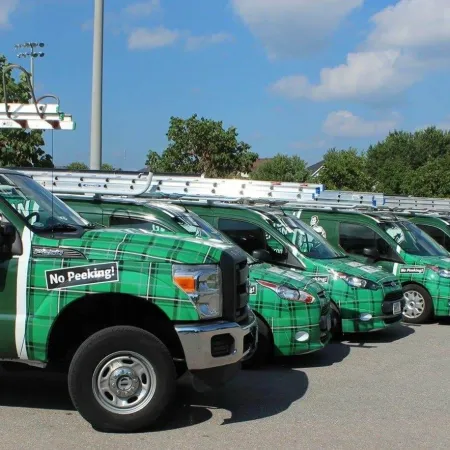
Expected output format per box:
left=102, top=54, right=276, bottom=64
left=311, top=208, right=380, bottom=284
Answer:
left=366, top=127, right=450, bottom=195
left=66, top=162, right=117, bottom=171
left=250, top=154, right=310, bottom=182
left=317, top=148, right=373, bottom=191
left=0, top=55, right=53, bottom=168
left=146, top=114, right=258, bottom=177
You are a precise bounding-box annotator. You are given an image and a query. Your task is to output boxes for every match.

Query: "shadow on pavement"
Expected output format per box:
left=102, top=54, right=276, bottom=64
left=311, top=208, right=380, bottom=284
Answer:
left=160, top=367, right=309, bottom=431
left=0, top=366, right=74, bottom=410
left=274, top=340, right=351, bottom=369
left=437, top=316, right=450, bottom=326
left=340, top=322, right=415, bottom=348
left=0, top=363, right=309, bottom=433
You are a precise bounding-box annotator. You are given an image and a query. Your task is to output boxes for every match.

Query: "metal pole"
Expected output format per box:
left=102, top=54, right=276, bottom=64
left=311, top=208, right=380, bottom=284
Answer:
left=89, top=0, right=104, bottom=170
left=30, top=55, right=34, bottom=91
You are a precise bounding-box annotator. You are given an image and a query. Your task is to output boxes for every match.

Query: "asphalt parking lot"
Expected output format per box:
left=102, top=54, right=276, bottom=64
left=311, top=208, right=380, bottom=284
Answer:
left=0, top=319, right=449, bottom=450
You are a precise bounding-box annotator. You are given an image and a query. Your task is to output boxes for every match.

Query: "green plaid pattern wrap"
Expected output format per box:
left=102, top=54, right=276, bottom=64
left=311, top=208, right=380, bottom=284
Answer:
left=61, top=197, right=332, bottom=357
left=22, top=228, right=234, bottom=361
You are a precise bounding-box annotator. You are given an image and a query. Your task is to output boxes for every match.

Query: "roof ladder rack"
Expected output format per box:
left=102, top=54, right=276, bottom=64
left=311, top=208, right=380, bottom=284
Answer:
left=0, top=64, right=75, bottom=130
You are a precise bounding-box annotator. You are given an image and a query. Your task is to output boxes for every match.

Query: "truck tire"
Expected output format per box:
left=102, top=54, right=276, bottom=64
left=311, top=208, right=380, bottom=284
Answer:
left=402, top=284, right=434, bottom=324
left=68, top=325, right=176, bottom=433
left=242, top=315, right=272, bottom=370
left=330, top=302, right=342, bottom=336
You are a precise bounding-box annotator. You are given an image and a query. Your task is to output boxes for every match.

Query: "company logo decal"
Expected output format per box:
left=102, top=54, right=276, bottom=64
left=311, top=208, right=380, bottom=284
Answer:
left=400, top=266, right=425, bottom=274
left=45, top=262, right=119, bottom=290
left=312, top=275, right=329, bottom=283
left=310, top=215, right=327, bottom=239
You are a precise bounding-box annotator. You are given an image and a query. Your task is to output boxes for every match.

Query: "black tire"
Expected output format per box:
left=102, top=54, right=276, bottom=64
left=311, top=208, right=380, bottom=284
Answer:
left=330, top=302, right=342, bottom=336
left=242, top=315, right=273, bottom=370
left=68, top=325, right=176, bottom=433
left=402, top=284, right=434, bottom=324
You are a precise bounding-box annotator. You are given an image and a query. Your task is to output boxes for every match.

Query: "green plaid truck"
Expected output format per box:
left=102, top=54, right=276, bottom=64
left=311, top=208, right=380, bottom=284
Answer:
left=55, top=195, right=333, bottom=366
left=285, top=206, right=450, bottom=324
left=0, top=169, right=257, bottom=432
left=157, top=201, right=405, bottom=335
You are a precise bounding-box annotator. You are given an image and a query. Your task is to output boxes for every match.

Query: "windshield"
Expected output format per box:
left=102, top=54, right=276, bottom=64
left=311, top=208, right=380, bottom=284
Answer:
left=173, top=212, right=257, bottom=263
left=267, top=214, right=344, bottom=259
left=0, top=173, right=90, bottom=231
left=379, top=220, right=448, bottom=256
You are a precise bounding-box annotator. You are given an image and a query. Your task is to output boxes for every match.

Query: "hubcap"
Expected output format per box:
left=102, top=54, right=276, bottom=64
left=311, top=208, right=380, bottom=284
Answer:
left=92, top=351, right=157, bottom=415
left=403, top=290, right=425, bottom=319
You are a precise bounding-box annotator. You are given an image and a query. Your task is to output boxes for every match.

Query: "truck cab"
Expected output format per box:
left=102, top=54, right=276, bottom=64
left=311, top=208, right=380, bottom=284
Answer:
left=54, top=194, right=333, bottom=365
left=164, top=201, right=406, bottom=335
left=0, top=169, right=257, bottom=432
left=287, top=206, right=450, bottom=324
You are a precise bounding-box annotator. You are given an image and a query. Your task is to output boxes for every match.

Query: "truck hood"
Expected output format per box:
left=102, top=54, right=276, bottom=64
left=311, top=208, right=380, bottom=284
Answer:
left=406, top=255, right=450, bottom=268
left=313, top=256, right=399, bottom=284
left=58, top=227, right=239, bottom=265
left=249, top=262, right=325, bottom=297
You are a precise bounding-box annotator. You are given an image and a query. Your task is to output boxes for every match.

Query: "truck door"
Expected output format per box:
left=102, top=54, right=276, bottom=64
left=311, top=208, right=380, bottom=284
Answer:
left=337, top=221, right=402, bottom=273
left=0, top=208, right=28, bottom=359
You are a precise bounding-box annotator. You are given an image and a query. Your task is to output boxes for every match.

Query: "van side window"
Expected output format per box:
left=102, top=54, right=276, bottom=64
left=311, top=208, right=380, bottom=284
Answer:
left=416, top=224, right=449, bottom=251
left=110, top=215, right=171, bottom=233
left=218, top=218, right=287, bottom=261
left=339, top=222, right=392, bottom=258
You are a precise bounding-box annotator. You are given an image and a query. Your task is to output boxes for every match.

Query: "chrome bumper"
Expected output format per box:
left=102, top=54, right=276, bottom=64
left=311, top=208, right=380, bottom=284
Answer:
left=175, top=309, right=258, bottom=371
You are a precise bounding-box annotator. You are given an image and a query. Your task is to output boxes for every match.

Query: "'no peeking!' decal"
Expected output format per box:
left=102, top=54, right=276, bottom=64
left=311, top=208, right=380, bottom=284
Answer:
left=45, top=262, right=119, bottom=290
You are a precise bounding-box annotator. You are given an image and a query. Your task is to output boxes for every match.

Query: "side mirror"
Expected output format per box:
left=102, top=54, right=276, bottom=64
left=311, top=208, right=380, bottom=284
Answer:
left=1, top=223, right=16, bottom=238
left=363, top=247, right=380, bottom=260
left=252, top=249, right=272, bottom=262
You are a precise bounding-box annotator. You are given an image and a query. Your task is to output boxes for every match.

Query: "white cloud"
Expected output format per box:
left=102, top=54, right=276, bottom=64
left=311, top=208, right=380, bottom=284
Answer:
left=128, top=26, right=179, bottom=50
left=230, top=0, right=363, bottom=59
left=323, top=110, right=399, bottom=137
left=185, top=32, right=234, bottom=51
left=271, top=50, right=422, bottom=102
left=271, top=0, right=450, bottom=102
left=124, top=0, right=160, bottom=16
left=366, top=0, right=450, bottom=51
left=0, top=0, right=18, bottom=29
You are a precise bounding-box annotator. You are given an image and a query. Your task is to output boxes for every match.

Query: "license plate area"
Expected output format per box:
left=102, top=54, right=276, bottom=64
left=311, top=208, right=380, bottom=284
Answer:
left=393, top=301, right=401, bottom=315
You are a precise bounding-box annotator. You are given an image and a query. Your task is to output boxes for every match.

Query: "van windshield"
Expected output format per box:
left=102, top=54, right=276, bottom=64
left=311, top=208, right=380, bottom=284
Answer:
left=267, top=215, right=344, bottom=259
left=173, top=212, right=258, bottom=263
left=0, top=172, right=90, bottom=231
left=379, top=220, right=448, bottom=256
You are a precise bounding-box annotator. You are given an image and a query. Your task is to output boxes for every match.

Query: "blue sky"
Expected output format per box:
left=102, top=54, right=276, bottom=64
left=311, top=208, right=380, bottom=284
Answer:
left=2, top=0, right=450, bottom=169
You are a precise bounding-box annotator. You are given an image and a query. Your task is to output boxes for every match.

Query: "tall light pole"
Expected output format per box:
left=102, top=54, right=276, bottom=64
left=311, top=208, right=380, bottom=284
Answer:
left=15, top=42, right=45, bottom=92
left=89, top=0, right=104, bottom=170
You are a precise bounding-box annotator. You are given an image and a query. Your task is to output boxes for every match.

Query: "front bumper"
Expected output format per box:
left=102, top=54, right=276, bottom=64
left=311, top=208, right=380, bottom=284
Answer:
left=175, top=308, right=258, bottom=371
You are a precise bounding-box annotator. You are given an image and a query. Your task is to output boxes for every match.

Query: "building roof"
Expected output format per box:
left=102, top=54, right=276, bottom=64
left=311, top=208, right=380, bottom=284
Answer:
left=307, top=160, right=324, bottom=175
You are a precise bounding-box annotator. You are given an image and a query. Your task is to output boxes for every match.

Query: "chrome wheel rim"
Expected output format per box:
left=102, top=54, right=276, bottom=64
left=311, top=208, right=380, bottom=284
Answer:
left=403, top=291, right=425, bottom=319
left=92, top=351, right=157, bottom=415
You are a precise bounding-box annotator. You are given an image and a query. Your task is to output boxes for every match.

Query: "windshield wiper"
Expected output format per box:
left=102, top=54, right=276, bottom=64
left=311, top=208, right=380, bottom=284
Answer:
left=40, top=223, right=80, bottom=232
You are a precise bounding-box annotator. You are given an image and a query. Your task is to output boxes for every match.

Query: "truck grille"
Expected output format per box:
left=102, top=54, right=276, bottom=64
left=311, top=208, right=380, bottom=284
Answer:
left=220, top=248, right=250, bottom=323
left=382, top=291, right=405, bottom=316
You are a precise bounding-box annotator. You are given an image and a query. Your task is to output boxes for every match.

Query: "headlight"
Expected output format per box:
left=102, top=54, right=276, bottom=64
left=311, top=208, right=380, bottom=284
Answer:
left=427, top=265, right=450, bottom=278
left=172, top=264, right=222, bottom=319
left=256, top=279, right=315, bottom=304
left=332, top=271, right=380, bottom=290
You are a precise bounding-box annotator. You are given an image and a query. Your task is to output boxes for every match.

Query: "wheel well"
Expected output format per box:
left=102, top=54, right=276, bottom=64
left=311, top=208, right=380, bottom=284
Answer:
left=401, top=281, right=428, bottom=292
left=252, top=310, right=274, bottom=345
left=47, top=293, right=185, bottom=368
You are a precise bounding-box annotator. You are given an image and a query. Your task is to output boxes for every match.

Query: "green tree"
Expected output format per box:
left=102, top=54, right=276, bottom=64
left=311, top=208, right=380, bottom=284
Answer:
left=250, top=154, right=310, bottom=182
left=145, top=114, right=258, bottom=177
left=67, top=162, right=89, bottom=170
left=366, top=127, right=450, bottom=194
left=66, top=162, right=117, bottom=170
left=0, top=55, right=53, bottom=168
left=317, top=148, right=374, bottom=191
